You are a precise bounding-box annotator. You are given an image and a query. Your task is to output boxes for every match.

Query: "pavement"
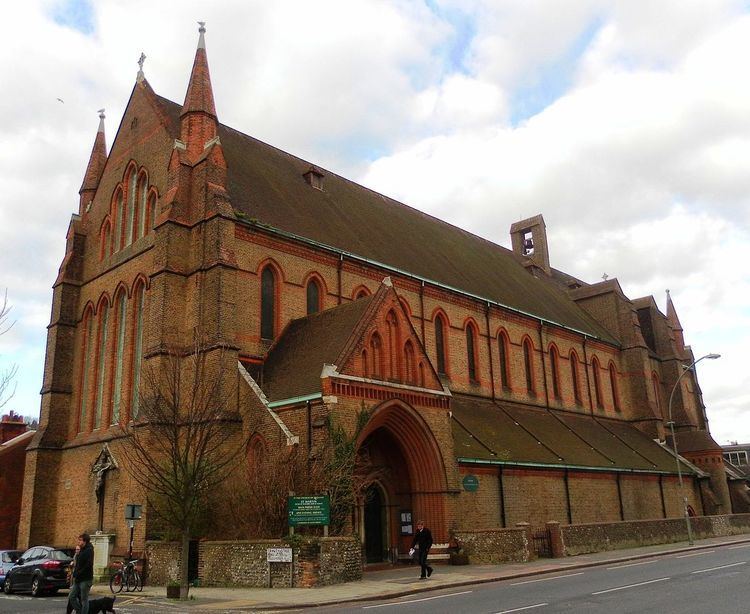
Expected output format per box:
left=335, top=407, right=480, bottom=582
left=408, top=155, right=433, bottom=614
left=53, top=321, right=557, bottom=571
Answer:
left=88, top=534, right=750, bottom=611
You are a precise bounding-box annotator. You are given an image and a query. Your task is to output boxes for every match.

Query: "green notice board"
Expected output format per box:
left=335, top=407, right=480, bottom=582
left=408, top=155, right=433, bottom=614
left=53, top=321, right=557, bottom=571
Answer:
left=288, top=495, right=330, bottom=526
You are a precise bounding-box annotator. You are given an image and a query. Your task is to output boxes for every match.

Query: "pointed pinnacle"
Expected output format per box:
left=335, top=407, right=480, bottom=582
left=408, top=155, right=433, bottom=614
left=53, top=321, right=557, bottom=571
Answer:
left=97, top=108, right=105, bottom=133
left=198, top=21, right=206, bottom=49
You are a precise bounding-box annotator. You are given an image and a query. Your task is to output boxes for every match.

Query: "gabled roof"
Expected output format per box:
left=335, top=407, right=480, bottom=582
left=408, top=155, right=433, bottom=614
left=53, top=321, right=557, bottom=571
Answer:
left=150, top=93, right=617, bottom=344
left=260, top=296, right=375, bottom=402
left=452, top=395, right=697, bottom=474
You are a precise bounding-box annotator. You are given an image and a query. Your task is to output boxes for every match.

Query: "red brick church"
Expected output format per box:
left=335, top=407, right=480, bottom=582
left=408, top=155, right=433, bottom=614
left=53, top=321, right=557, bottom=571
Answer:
left=19, top=25, right=747, bottom=564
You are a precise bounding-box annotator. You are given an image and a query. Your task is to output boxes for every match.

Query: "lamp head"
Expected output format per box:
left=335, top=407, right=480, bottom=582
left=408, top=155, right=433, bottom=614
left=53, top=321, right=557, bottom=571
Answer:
left=705, top=353, right=721, bottom=360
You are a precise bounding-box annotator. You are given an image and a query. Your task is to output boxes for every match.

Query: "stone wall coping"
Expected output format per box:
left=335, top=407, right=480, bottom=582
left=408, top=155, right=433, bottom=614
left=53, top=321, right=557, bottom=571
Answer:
left=453, top=528, right=526, bottom=534
left=560, top=513, right=750, bottom=531
left=147, top=536, right=359, bottom=546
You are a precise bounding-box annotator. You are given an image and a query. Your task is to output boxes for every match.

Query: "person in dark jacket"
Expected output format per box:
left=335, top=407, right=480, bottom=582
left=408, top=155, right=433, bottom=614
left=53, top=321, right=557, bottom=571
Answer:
left=410, top=520, right=433, bottom=579
left=68, top=533, right=94, bottom=614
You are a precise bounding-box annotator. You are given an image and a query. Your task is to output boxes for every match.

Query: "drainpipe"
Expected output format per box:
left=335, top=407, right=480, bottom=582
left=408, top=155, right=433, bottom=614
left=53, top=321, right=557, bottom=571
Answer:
left=564, top=468, right=572, bottom=524
left=337, top=254, right=344, bottom=305
left=486, top=302, right=496, bottom=401
left=658, top=475, right=666, bottom=518
left=617, top=473, right=625, bottom=520
left=307, top=400, right=312, bottom=453
left=538, top=320, right=550, bottom=408
left=498, top=465, right=506, bottom=528
left=419, top=280, right=426, bottom=344
left=582, top=336, right=594, bottom=415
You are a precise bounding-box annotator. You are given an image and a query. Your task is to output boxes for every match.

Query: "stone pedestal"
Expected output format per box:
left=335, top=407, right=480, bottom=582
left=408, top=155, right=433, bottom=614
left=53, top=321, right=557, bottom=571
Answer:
left=91, top=533, right=115, bottom=582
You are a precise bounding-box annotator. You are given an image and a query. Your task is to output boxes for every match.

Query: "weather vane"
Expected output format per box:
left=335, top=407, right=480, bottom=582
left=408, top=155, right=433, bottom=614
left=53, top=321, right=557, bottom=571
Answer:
left=602, top=273, right=609, bottom=281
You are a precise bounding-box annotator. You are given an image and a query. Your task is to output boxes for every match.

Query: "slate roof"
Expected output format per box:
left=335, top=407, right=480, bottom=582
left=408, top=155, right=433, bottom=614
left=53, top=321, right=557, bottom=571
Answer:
left=260, top=296, right=374, bottom=402
left=452, top=394, right=697, bottom=474
left=152, top=93, right=617, bottom=344
left=670, top=429, right=723, bottom=454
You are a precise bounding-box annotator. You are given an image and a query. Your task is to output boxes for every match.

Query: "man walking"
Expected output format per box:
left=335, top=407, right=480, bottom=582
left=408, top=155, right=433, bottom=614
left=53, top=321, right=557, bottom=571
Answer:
left=410, top=520, right=433, bottom=579
left=68, top=533, right=94, bottom=614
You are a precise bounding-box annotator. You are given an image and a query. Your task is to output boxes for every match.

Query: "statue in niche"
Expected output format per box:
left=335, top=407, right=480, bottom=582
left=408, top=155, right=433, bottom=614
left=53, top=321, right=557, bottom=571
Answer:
left=91, top=444, right=118, bottom=504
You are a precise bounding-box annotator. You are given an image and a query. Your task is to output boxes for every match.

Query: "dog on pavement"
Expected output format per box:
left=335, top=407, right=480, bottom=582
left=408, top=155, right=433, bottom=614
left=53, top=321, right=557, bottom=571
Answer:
left=67, top=594, right=116, bottom=613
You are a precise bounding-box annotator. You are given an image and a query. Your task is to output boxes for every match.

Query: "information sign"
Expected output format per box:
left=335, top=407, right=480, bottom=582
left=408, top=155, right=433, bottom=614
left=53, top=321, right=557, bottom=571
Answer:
left=288, top=495, right=330, bottom=526
left=462, top=475, right=479, bottom=492
left=266, top=547, right=293, bottom=563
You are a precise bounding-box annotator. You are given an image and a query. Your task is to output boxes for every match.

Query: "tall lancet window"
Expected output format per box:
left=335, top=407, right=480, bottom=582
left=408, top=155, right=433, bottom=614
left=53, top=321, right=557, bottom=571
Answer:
left=261, top=267, right=276, bottom=340
left=435, top=315, right=447, bottom=375
left=78, top=310, right=94, bottom=432
left=94, top=300, right=110, bottom=429
left=130, top=283, right=146, bottom=418
left=111, top=291, right=128, bottom=424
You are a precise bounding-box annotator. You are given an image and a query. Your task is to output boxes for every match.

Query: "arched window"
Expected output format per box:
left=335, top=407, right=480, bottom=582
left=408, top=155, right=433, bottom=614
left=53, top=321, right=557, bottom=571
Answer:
left=523, top=339, right=535, bottom=394
left=466, top=324, right=478, bottom=382
left=136, top=173, right=148, bottom=239
left=570, top=351, right=582, bottom=405
left=361, top=349, right=369, bottom=378
left=404, top=341, right=415, bottom=384
left=549, top=345, right=561, bottom=399
left=93, top=299, right=110, bottom=429
left=592, top=357, right=603, bottom=409
left=434, top=315, right=447, bottom=375
left=609, top=363, right=621, bottom=412
left=247, top=434, right=267, bottom=470
left=652, top=373, right=662, bottom=415
left=130, top=283, right=146, bottom=418
left=78, top=309, right=95, bottom=432
left=147, top=191, right=157, bottom=233
left=354, top=287, right=370, bottom=300
left=114, top=189, right=124, bottom=251
left=99, top=219, right=112, bottom=261
left=110, top=290, right=128, bottom=425
left=124, top=168, right=137, bottom=246
left=306, top=278, right=321, bottom=315
left=370, top=333, right=383, bottom=378
left=498, top=331, right=511, bottom=390
left=386, top=311, right=399, bottom=379
left=260, top=267, right=276, bottom=340
left=418, top=362, right=425, bottom=387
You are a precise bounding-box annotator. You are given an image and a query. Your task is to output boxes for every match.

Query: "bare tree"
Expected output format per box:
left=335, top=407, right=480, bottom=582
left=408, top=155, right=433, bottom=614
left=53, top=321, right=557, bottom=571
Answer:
left=0, top=290, right=18, bottom=410
left=118, top=339, right=245, bottom=599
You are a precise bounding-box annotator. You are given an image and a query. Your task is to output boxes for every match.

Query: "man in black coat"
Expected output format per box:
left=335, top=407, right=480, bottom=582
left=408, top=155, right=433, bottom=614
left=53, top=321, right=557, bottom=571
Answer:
left=68, top=533, right=94, bottom=614
left=410, top=520, right=433, bottom=579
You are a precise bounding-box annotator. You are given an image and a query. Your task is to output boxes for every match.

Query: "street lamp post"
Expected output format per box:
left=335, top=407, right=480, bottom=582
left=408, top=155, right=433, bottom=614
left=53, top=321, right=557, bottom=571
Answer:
left=667, top=353, right=720, bottom=546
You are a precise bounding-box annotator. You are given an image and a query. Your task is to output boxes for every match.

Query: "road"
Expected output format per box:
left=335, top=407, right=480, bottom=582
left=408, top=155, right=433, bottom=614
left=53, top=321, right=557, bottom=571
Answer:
left=317, top=542, right=750, bottom=614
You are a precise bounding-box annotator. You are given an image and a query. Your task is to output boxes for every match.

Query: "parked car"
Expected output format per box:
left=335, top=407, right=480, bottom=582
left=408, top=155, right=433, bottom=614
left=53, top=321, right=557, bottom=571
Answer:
left=0, top=550, right=22, bottom=589
left=3, top=546, right=73, bottom=596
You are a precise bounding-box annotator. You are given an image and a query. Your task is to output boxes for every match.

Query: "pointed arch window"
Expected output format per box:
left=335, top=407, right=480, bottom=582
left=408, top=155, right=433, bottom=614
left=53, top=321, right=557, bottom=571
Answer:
left=111, top=291, right=128, bottom=425
left=570, top=351, right=582, bottom=405
left=93, top=300, right=110, bottom=429
left=124, top=169, right=137, bottom=246
left=404, top=341, right=416, bottom=384
left=114, top=190, right=124, bottom=251
left=306, top=278, right=321, bottom=315
left=523, top=339, right=535, bottom=395
left=130, top=283, right=145, bottom=418
left=78, top=310, right=94, bottom=432
left=609, top=363, right=621, bottom=412
left=136, top=173, right=148, bottom=239
left=466, top=324, right=478, bottom=382
left=361, top=349, right=369, bottom=378
left=549, top=345, right=561, bottom=399
left=434, top=315, right=447, bottom=375
left=418, top=362, right=425, bottom=387
left=386, top=311, right=399, bottom=380
left=261, top=267, right=277, bottom=340
left=592, top=357, right=603, bottom=409
left=498, top=331, right=511, bottom=390
left=100, top=219, right=112, bottom=261
left=147, top=192, right=157, bottom=233
left=370, top=333, right=383, bottom=378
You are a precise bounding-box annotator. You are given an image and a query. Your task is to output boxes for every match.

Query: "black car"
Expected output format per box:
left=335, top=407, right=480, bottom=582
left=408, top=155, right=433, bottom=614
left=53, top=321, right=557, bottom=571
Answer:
left=3, top=546, right=73, bottom=596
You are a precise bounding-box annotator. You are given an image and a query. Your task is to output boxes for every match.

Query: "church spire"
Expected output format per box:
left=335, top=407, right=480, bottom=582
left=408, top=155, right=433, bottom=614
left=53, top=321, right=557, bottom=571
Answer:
left=180, top=22, right=217, bottom=157
left=79, top=109, right=107, bottom=214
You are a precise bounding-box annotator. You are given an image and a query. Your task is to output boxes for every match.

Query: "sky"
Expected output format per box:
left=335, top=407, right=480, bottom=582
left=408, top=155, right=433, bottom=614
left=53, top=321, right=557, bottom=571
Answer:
left=1, top=0, right=748, bottom=443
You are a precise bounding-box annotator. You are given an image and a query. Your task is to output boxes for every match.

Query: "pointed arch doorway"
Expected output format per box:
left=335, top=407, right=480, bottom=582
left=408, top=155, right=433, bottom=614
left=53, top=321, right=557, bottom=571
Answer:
left=355, top=399, right=449, bottom=563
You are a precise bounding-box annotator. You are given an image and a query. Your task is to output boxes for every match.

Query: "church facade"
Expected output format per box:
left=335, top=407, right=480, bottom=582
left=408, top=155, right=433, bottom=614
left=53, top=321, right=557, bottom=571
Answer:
left=19, top=26, right=744, bottom=563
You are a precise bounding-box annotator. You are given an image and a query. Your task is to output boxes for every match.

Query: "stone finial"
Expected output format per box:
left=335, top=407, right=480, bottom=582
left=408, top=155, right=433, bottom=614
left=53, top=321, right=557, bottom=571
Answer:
left=198, top=21, right=206, bottom=49
left=97, top=108, right=105, bottom=133
left=136, top=52, right=146, bottom=82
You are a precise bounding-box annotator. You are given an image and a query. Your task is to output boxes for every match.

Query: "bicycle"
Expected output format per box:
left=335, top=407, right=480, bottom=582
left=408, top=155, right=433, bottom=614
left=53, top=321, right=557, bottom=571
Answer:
left=109, top=559, right=142, bottom=593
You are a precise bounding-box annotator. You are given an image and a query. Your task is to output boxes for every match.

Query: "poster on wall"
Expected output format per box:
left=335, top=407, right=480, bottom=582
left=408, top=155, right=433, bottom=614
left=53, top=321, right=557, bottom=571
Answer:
left=400, top=510, right=413, bottom=535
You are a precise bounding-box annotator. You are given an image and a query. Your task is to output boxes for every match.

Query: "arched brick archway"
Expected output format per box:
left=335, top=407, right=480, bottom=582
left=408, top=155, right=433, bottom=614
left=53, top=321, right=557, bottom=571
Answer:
left=355, top=399, right=449, bottom=561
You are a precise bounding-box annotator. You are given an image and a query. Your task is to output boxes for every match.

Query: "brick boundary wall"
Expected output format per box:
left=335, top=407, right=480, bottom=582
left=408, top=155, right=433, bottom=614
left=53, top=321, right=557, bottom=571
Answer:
left=146, top=537, right=361, bottom=588
left=452, top=527, right=532, bottom=564
left=559, top=513, right=750, bottom=556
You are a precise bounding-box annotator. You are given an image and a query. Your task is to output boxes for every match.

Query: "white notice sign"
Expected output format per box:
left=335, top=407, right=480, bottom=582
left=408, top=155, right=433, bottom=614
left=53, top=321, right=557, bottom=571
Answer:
left=267, top=547, right=293, bottom=563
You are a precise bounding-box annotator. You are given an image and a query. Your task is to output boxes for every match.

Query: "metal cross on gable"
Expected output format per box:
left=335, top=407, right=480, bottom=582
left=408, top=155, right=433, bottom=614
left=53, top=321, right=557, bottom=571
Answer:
left=138, top=52, right=146, bottom=71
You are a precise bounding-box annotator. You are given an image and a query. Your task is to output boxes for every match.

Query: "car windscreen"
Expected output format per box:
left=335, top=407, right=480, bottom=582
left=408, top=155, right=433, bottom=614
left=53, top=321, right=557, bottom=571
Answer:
left=50, top=550, right=73, bottom=562
left=1, top=552, right=21, bottom=563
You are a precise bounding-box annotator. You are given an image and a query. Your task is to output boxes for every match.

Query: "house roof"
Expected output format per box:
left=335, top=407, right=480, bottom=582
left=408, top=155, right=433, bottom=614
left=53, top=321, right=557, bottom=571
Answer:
left=151, top=93, right=617, bottom=344
left=452, top=395, right=696, bottom=474
left=260, top=296, right=375, bottom=402
left=0, top=429, right=35, bottom=456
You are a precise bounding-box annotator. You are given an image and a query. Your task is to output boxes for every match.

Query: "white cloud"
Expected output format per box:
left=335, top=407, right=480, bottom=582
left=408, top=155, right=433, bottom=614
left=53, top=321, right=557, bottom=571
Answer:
left=2, top=0, right=749, bottom=442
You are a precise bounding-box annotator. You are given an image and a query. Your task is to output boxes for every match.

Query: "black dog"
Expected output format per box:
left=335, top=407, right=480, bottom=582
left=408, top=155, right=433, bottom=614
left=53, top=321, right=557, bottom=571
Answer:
left=67, top=594, right=116, bottom=614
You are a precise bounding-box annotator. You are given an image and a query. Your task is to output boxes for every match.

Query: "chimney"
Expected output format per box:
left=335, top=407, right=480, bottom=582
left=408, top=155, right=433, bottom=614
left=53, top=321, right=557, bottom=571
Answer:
left=0, top=411, right=27, bottom=443
left=510, top=214, right=551, bottom=275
